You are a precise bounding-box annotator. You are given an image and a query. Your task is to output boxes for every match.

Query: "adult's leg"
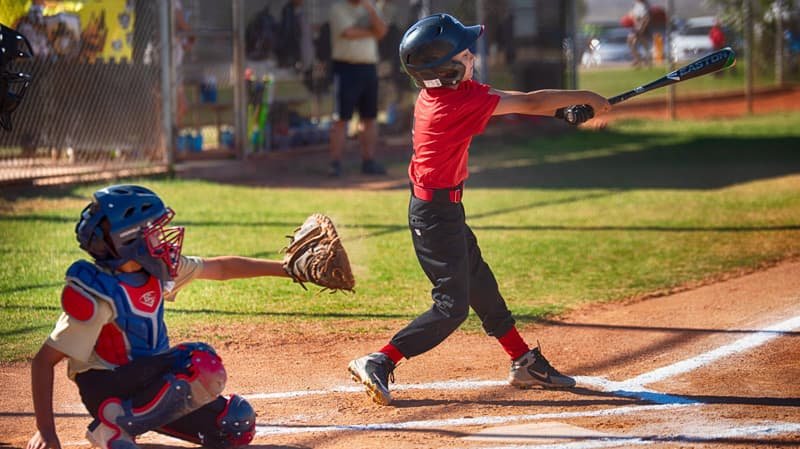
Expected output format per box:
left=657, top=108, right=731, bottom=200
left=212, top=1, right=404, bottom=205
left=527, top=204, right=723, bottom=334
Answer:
left=640, top=33, right=653, bottom=65
left=357, top=64, right=379, bottom=162
left=329, top=120, right=348, bottom=162
left=359, top=118, right=378, bottom=161
left=356, top=64, right=385, bottom=174
left=329, top=62, right=356, bottom=175
left=628, top=33, right=642, bottom=66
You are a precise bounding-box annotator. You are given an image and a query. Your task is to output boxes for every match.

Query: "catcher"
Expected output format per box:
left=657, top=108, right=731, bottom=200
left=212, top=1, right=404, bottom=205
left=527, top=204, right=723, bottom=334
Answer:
left=28, top=184, right=352, bottom=449
left=347, top=13, right=610, bottom=406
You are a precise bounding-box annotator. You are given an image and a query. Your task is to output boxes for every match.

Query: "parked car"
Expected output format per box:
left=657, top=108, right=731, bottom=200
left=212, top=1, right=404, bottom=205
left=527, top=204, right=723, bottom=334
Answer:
left=581, top=26, right=633, bottom=67
left=671, top=16, right=716, bottom=62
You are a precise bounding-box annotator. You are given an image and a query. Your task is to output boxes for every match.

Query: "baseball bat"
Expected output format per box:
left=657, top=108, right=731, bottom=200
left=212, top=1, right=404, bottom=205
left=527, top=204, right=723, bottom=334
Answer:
left=607, top=46, right=737, bottom=105
left=556, top=47, right=737, bottom=122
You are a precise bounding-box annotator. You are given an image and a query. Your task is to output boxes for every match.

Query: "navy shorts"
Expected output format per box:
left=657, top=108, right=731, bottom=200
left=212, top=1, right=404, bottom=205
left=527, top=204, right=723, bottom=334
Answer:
left=331, top=61, right=378, bottom=121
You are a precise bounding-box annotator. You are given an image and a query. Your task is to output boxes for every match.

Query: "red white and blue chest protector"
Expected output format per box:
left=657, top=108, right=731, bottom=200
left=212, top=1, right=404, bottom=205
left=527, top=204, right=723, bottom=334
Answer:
left=63, top=260, right=170, bottom=366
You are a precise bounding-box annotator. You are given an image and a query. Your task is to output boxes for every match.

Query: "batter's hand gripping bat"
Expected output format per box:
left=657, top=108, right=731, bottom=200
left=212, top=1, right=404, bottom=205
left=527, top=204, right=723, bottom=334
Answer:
left=557, top=47, right=737, bottom=124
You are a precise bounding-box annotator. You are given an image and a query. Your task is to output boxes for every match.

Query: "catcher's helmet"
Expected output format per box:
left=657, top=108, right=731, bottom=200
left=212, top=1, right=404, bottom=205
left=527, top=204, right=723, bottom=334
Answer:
left=0, top=24, right=33, bottom=131
left=399, top=14, right=483, bottom=88
left=76, top=185, right=185, bottom=281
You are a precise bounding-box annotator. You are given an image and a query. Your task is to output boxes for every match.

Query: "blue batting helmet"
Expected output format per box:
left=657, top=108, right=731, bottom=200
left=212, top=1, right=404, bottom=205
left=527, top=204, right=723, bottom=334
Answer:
left=399, top=14, right=483, bottom=88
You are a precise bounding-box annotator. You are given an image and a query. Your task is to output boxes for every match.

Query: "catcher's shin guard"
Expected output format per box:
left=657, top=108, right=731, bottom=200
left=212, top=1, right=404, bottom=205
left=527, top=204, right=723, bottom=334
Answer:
left=86, top=399, right=139, bottom=449
left=203, top=395, right=256, bottom=448
left=159, top=394, right=256, bottom=449
left=88, top=343, right=227, bottom=447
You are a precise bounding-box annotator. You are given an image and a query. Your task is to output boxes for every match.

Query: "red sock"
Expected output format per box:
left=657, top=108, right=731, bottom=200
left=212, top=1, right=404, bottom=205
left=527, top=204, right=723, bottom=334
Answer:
left=497, top=327, right=530, bottom=360
left=379, top=343, right=404, bottom=364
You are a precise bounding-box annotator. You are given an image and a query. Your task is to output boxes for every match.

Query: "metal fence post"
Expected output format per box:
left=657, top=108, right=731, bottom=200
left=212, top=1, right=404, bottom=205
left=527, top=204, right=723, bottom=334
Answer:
left=775, top=0, right=785, bottom=87
left=476, top=0, right=488, bottom=84
left=232, top=0, right=247, bottom=160
left=160, top=0, right=175, bottom=171
left=566, top=0, right=578, bottom=89
left=744, top=0, right=754, bottom=114
left=666, top=0, right=676, bottom=120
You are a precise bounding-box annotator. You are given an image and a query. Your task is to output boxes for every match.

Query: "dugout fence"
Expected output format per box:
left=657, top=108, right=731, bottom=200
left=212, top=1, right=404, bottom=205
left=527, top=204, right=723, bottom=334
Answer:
left=0, top=0, right=168, bottom=186
left=1, top=0, right=797, bottom=186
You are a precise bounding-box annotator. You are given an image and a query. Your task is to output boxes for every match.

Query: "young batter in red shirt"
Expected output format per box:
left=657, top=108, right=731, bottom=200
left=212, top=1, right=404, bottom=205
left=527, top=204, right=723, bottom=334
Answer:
left=348, top=13, right=611, bottom=406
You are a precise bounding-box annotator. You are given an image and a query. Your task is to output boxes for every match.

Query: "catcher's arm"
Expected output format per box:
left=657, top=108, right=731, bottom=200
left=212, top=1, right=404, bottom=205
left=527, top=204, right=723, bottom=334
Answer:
left=198, top=257, right=288, bottom=281
left=29, top=344, right=67, bottom=449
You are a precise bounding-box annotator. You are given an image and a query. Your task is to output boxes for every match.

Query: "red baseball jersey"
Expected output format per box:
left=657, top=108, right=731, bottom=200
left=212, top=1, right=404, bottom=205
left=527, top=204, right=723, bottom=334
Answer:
left=408, top=79, right=500, bottom=189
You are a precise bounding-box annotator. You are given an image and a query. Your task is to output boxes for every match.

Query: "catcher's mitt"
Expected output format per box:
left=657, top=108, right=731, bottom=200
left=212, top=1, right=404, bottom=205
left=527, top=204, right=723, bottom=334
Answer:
left=282, top=213, right=355, bottom=292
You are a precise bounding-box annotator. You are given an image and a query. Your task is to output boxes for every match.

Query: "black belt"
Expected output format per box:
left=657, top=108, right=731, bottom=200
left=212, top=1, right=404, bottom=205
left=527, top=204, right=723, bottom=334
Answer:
left=411, top=183, right=463, bottom=203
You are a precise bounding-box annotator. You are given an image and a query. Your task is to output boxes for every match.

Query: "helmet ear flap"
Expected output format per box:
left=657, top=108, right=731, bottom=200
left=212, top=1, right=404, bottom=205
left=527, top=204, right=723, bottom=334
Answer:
left=87, top=225, right=113, bottom=259
left=76, top=204, right=115, bottom=260
left=441, top=61, right=466, bottom=85
left=416, top=61, right=466, bottom=88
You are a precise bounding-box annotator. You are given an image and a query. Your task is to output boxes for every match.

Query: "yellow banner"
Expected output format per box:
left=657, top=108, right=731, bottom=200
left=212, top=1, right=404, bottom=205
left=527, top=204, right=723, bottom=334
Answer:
left=0, top=0, right=134, bottom=62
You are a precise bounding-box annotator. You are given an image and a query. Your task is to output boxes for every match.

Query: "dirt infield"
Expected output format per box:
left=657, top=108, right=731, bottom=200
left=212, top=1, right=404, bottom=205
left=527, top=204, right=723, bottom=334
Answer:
left=2, top=260, right=799, bottom=449
left=2, top=87, right=799, bottom=449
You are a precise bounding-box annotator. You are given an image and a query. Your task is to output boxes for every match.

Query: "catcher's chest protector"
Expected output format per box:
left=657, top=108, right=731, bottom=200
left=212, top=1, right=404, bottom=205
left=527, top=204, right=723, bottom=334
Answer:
left=65, top=261, right=170, bottom=366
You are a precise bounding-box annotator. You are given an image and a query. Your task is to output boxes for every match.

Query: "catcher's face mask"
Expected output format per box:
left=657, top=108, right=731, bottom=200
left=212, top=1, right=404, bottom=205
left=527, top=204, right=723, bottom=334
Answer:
left=0, top=24, right=34, bottom=131
left=77, top=185, right=185, bottom=281
left=142, top=208, right=185, bottom=279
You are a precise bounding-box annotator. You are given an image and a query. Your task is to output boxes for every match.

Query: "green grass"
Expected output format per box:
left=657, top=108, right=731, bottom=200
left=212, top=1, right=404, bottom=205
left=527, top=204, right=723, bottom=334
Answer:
left=578, top=62, right=783, bottom=102
left=2, top=112, right=800, bottom=361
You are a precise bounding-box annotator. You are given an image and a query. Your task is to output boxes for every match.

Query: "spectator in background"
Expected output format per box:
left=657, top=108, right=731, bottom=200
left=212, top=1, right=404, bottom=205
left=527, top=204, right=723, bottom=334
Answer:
left=627, top=0, right=652, bottom=67
left=709, top=18, right=726, bottom=77
left=709, top=18, right=726, bottom=51
left=328, top=0, right=388, bottom=177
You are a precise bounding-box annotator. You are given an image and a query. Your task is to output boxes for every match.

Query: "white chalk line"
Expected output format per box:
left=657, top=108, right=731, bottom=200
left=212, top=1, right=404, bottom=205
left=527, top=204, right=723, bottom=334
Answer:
left=250, top=311, right=800, bottom=438
left=449, top=421, right=800, bottom=449
left=66, top=421, right=800, bottom=448
left=625, top=314, right=800, bottom=387
left=256, top=403, right=693, bottom=435
left=243, top=380, right=508, bottom=400
left=62, top=311, right=800, bottom=445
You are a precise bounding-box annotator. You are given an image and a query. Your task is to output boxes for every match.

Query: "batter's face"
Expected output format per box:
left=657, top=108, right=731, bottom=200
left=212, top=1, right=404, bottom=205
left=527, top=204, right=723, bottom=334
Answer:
left=452, top=48, right=475, bottom=82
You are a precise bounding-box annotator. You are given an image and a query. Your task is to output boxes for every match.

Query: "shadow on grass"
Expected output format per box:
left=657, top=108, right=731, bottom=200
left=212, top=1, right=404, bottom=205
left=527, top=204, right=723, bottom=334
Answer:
left=2, top=128, right=798, bottom=199
left=461, top=131, right=800, bottom=190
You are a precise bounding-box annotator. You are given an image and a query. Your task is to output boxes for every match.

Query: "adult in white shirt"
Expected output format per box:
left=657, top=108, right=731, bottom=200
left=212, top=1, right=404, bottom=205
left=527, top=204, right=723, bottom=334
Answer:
left=627, top=0, right=652, bottom=67
left=328, top=0, right=388, bottom=176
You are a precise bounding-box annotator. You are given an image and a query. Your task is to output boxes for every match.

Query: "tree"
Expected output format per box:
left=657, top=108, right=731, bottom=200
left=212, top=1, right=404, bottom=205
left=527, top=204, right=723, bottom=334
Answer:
left=703, top=0, right=797, bottom=77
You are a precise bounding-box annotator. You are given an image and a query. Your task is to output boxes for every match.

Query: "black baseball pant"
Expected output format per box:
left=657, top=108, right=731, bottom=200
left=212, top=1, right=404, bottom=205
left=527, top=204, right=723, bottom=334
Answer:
left=389, top=193, right=516, bottom=358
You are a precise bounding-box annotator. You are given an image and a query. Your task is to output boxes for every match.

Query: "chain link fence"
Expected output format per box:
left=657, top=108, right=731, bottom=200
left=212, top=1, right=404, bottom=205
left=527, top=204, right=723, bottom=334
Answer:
left=2, top=0, right=796, bottom=186
left=0, top=1, right=167, bottom=186
left=576, top=0, right=800, bottom=115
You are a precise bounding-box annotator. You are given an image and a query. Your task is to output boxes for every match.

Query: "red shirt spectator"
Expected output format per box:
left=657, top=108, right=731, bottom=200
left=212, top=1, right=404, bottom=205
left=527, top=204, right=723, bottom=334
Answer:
left=709, top=22, right=726, bottom=50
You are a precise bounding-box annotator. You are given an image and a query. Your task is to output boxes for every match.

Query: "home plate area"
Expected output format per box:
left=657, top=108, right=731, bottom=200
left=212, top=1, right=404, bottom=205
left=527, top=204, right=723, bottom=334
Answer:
left=463, top=421, right=616, bottom=444
left=241, top=311, right=800, bottom=448
left=128, top=311, right=800, bottom=449
left=45, top=263, right=800, bottom=449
